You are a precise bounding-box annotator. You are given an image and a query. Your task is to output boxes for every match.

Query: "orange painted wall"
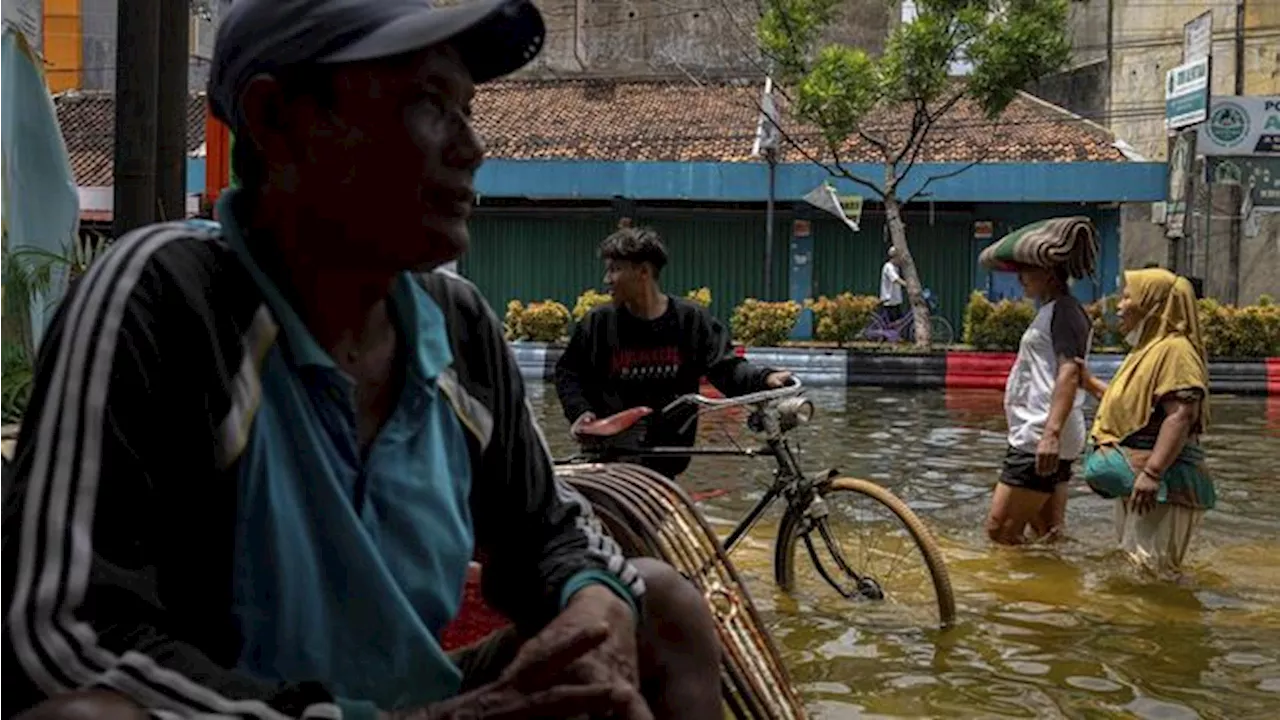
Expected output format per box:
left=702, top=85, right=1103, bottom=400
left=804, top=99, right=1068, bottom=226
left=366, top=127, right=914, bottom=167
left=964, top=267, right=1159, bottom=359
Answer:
left=43, top=0, right=82, bottom=92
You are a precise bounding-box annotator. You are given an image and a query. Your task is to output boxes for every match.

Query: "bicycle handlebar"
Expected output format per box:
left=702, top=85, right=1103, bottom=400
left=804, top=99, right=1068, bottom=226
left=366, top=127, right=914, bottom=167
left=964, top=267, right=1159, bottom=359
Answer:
left=660, top=377, right=804, bottom=415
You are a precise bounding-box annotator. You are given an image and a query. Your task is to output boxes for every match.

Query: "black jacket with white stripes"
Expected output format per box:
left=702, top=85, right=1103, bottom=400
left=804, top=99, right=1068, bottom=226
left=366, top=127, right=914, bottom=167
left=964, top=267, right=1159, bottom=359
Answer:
left=1, top=221, right=643, bottom=719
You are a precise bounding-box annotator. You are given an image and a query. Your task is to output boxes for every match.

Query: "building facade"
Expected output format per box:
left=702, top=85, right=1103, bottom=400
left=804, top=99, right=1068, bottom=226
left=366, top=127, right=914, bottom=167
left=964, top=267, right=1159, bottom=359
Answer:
left=1039, top=0, right=1280, bottom=304
left=49, top=1, right=1171, bottom=337
left=41, top=0, right=217, bottom=93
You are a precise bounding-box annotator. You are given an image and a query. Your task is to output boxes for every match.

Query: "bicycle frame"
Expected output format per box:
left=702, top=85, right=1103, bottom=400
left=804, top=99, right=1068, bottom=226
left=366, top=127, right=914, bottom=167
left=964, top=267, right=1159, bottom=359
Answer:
left=555, top=380, right=825, bottom=555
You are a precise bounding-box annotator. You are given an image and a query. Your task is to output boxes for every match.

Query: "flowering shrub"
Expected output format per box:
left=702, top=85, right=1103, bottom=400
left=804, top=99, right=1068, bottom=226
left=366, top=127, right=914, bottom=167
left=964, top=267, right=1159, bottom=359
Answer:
left=731, top=299, right=802, bottom=347
left=573, top=289, right=612, bottom=321
left=521, top=300, right=572, bottom=342
left=1085, top=294, right=1125, bottom=350
left=505, top=299, right=571, bottom=342
left=503, top=300, right=525, bottom=341
left=806, top=293, right=879, bottom=346
left=1197, top=298, right=1280, bottom=358
left=962, top=291, right=1035, bottom=351
left=685, top=287, right=712, bottom=308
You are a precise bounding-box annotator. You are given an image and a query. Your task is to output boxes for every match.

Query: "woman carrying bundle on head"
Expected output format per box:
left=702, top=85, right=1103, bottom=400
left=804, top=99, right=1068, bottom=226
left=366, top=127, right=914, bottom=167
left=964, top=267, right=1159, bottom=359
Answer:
left=979, top=217, right=1097, bottom=545
left=1076, top=268, right=1214, bottom=579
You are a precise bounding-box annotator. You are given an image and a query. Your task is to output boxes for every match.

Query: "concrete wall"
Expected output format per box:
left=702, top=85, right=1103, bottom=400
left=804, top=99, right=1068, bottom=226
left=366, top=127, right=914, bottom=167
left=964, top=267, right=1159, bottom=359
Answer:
left=1093, top=1, right=1280, bottom=301
left=79, top=0, right=219, bottom=92
left=519, top=0, right=890, bottom=79
left=1109, top=3, right=1241, bottom=162
left=1028, top=0, right=1110, bottom=119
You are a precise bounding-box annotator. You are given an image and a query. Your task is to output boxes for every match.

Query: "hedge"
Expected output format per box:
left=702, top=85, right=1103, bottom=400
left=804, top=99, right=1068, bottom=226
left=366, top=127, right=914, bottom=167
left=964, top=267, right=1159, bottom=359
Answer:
left=964, top=291, right=1280, bottom=358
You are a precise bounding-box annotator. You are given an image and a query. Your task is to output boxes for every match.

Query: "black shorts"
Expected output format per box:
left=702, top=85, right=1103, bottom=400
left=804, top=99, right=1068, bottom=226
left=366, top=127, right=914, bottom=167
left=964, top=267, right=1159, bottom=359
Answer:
left=999, top=446, right=1074, bottom=494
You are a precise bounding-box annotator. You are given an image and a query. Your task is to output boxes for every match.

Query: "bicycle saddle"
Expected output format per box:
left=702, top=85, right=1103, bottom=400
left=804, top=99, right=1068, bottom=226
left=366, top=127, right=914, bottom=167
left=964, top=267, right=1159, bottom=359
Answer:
left=575, top=407, right=653, bottom=438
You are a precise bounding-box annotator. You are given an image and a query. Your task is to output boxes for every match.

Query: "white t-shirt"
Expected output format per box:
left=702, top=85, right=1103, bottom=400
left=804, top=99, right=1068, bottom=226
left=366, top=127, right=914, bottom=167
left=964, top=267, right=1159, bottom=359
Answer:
left=1004, top=296, right=1092, bottom=459
left=879, top=261, right=903, bottom=305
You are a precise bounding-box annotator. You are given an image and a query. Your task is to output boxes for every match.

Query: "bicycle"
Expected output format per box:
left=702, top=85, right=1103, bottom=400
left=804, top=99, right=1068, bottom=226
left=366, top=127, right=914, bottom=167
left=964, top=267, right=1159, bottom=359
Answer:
left=861, top=288, right=955, bottom=346
left=559, top=379, right=957, bottom=630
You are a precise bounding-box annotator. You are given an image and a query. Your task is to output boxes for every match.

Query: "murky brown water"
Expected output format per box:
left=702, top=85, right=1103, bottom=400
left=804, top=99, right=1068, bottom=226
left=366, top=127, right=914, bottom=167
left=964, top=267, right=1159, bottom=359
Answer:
left=527, top=383, right=1280, bottom=719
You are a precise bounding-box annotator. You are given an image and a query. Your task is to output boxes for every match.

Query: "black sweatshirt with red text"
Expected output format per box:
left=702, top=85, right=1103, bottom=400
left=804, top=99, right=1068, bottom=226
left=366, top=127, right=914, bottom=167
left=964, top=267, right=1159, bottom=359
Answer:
left=555, top=297, right=773, bottom=477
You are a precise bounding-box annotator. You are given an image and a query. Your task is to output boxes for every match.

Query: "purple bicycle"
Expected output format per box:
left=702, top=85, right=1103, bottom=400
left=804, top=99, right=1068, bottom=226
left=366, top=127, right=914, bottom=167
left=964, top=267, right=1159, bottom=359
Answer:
left=860, top=288, right=955, bottom=345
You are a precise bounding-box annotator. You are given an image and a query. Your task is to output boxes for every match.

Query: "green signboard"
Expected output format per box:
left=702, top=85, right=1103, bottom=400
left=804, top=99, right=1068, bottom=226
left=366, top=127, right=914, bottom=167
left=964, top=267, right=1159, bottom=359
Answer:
left=1165, top=58, right=1210, bottom=131
left=1209, top=156, right=1280, bottom=210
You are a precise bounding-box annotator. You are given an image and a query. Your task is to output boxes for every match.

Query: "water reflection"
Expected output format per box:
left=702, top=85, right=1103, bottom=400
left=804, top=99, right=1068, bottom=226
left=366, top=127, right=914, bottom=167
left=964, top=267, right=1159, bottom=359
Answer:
left=526, top=384, right=1280, bottom=718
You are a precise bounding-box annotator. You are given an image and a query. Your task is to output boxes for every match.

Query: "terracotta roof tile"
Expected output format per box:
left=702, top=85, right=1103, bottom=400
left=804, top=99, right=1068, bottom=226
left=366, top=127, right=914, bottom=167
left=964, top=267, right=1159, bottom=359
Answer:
left=53, top=90, right=207, bottom=187
left=474, top=79, right=1127, bottom=164
left=52, top=80, right=1124, bottom=189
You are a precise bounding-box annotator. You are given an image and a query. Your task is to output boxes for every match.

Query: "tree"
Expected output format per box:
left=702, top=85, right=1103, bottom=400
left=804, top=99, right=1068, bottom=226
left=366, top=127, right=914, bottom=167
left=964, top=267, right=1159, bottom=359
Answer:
left=756, top=0, right=1071, bottom=346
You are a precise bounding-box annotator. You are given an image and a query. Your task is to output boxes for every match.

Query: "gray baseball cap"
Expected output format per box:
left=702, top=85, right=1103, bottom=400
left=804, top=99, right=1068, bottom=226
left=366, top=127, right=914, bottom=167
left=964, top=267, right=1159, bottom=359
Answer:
left=208, top=0, right=544, bottom=130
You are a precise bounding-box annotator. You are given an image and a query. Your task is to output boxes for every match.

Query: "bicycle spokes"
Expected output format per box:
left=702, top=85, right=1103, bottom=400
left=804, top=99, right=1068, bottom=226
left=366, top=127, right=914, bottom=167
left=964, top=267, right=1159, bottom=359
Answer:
left=800, top=516, right=885, bottom=603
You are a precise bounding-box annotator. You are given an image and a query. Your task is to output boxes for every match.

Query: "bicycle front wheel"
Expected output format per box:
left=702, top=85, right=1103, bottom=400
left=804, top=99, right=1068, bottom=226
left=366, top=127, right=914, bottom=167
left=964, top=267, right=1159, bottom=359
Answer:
left=774, top=477, right=956, bottom=629
left=930, top=316, right=955, bottom=347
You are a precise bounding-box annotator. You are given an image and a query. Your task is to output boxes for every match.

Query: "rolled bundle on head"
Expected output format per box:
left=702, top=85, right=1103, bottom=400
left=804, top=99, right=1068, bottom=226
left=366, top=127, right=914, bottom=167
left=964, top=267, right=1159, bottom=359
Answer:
left=978, top=216, right=1099, bottom=280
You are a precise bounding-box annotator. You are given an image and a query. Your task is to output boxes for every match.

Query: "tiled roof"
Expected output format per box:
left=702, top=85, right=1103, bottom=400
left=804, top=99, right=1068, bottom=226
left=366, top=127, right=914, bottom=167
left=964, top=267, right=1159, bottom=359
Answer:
left=475, top=79, right=1126, bottom=164
left=52, top=80, right=1124, bottom=187
left=53, top=90, right=207, bottom=186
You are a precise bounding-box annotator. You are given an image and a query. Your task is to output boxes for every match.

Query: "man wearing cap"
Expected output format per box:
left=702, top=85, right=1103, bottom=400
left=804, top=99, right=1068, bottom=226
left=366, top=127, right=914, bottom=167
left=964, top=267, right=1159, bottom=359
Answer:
left=1, top=2, right=720, bottom=719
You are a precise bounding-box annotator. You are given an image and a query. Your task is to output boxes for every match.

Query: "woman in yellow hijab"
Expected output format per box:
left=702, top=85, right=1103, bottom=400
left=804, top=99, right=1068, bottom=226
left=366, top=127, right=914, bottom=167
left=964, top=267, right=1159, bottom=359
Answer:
left=1078, top=268, right=1214, bottom=577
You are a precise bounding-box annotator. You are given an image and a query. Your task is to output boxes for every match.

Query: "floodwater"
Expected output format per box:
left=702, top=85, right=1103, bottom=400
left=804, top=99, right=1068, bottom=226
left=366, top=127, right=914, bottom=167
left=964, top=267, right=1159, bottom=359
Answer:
left=526, top=383, right=1280, bottom=719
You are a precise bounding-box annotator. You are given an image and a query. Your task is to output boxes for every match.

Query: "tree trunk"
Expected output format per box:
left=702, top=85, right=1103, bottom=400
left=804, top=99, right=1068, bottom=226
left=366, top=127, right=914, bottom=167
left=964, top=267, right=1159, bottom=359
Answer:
left=883, top=194, right=932, bottom=348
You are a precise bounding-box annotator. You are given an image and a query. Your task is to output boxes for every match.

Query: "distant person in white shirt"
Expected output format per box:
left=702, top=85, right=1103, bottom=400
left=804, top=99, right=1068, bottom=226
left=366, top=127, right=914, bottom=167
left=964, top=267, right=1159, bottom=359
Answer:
left=986, top=263, right=1092, bottom=544
left=879, top=247, right=907, bottom=321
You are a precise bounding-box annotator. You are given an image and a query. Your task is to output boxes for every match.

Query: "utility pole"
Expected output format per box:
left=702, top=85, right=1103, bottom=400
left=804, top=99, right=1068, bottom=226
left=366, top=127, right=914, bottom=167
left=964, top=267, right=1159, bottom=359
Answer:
left=112, top=0, right=161, bottom=239
left=1227, top=0, right=1246, bottom=304
left=112, top=0, right=190, bottom=238
left=156, top=1, right=191, bottom=223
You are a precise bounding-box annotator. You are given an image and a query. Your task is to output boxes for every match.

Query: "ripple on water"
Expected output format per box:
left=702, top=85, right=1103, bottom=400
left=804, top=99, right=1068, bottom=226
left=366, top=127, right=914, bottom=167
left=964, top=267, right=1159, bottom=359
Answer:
left=1124, top=697, right=1201, bottom=720
left=1065, top=675, right=1125, bottom=692
left=526, top=385, right=1280, bottom=718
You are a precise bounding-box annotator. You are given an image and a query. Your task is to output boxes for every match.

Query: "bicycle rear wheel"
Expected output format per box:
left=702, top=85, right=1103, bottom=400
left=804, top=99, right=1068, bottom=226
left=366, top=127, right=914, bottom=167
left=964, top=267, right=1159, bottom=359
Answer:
left=774, top=477, right=956, bottom=629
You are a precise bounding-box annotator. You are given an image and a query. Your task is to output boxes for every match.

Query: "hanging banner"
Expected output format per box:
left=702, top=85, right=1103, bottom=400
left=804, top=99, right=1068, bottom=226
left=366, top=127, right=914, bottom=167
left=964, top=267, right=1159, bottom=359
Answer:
left=802, top=182, right=862, bottom=232
left=1209, top=156, right=1280, bottom=212
left=1165, top=58, right=1210, bottom=131
left=1196, top=96, right=1280, bottom=156
left=2, top=0, right=42, bottom=55
left=1165, top=128, right=1197, bottom=239
left=751, top=77, right=781, bottom=158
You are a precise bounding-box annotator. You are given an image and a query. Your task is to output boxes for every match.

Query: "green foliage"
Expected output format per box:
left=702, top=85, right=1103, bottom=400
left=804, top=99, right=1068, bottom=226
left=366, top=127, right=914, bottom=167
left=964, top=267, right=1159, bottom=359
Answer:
left=759, top=0, right=1070, bottom=174
left=806, top=293, right=879, bottom=346
left=962, top=291, right=1035, bottom=350
left=1197, top=299, right=1280, bottom=359
left=685, top=287, right=712, bottom=308
left=965, top=0, right=1073, bottom=117
left=503, top=300, right=526, bottom=341
left=505, top=300, right=571, bottom=343
left=1085, top=294, right=1127, bottom=350
left=504, top=300, right=572, bottom=343
left=731, top=299, right=803, bottom=347
left=2, top=340, right=34, bottom=424
left=573, top=289, right=612, bottom=322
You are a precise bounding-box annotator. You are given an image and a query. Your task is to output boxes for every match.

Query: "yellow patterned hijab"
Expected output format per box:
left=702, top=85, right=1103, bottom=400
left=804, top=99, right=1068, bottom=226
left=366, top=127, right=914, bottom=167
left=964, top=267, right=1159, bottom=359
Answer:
left=1091, top=269, right=1209, bottom=445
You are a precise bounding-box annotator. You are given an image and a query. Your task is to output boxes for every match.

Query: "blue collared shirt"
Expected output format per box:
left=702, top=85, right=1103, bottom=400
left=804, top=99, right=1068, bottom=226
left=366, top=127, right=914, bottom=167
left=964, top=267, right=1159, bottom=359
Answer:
left=218, top=191, right=474, bottom=710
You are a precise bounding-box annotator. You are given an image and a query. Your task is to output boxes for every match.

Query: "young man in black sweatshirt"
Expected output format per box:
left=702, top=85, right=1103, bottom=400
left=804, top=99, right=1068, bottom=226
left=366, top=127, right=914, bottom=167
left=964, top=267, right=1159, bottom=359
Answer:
left=555, top=227, right=792, bottom=478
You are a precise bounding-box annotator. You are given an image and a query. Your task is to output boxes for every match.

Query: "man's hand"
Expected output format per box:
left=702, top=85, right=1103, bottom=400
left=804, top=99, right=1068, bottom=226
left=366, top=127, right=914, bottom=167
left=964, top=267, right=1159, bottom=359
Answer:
left=569, top=412, right=598, bottom=438
left=501, top=585, right=651, bottom=720
left=765, top=371, right=793, bottom=389
left=1035, top=431, right=1061, bottom=477
left=386, top=622, right=644, bottom=720
left=1129, top=468, right=1161, bottom=516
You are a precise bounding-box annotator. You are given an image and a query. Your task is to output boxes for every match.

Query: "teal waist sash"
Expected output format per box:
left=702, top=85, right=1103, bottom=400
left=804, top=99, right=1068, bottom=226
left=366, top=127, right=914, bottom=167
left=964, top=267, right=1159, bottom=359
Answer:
left=1083, top=442, right=1216, bottom=510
